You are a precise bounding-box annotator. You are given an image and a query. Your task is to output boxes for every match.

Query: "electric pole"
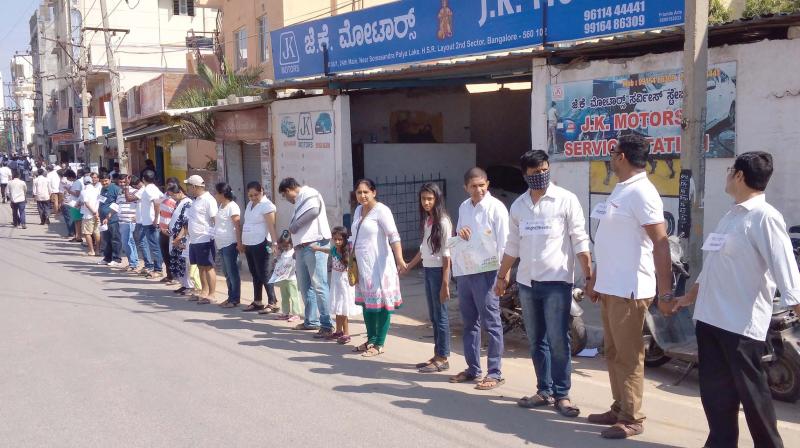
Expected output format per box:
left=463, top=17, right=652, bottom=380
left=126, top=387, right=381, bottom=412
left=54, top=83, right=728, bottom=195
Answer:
left=99, top=0, right=127, bottom=174
left=79, top=23, right=91, bottom=161
left=679, top=0, right=709, bottom=283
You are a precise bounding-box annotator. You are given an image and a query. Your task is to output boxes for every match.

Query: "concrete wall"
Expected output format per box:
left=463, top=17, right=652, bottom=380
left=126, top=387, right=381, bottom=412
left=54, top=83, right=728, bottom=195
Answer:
left=216, top=0, right=283, bottom=80
left=283, top=0, right=395, bottom=26
left=531, top=38, right=800, bottom=236
left=470, top=88, right=532, bottom=168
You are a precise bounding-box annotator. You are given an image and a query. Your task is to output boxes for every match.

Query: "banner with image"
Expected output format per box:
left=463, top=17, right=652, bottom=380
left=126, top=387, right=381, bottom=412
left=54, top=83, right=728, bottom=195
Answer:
left=546, top=62, right=737, bottom=161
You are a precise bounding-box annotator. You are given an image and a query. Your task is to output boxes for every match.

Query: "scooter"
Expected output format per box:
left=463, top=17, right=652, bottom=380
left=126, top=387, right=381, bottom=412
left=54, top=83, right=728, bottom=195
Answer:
left=644, top=237, right=800, bottom=403
left=499, top=267, right=589, bottom=357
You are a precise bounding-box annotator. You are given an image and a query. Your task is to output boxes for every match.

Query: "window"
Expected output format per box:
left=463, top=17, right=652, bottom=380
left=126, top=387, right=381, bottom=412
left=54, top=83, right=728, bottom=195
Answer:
left=258, top=15, right=269, bottom=63
left=235, top=28, right=248, bottom=70
left=173, top=0, right=195, bottom=17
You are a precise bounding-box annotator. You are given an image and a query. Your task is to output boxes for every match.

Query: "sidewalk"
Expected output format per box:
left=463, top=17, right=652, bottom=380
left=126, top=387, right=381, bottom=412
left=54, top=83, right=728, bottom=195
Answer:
left=7, top=199, right=800, bottom=447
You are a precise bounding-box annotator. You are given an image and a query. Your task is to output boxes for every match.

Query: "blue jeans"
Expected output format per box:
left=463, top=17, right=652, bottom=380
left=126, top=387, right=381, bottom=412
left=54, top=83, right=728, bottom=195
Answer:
left=518, top=281, right=573, bottom=400
left=424, top=267, right=451, bottom=358
left=119, top=223, right=138, bottom=268
left=142, top=224, right=162, bottom=271
left=134, top=224, right=153, bottom=271
left=61, top=204, right=74, bottom=237
left=219, top=243, right=241, bottom=303
left=295, top=241, right=332, bottom=330
left=456, top=271, right=504, bottom=379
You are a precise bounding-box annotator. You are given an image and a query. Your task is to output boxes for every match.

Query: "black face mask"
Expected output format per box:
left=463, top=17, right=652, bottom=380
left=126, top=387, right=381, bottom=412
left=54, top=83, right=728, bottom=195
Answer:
left=524, top=171, right=550, bottom=190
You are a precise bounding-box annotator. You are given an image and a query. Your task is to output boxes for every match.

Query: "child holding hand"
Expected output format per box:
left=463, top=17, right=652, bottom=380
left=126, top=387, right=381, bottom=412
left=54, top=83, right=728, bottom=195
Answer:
left=270, top=230, right=304, bottom=322
left=312, top=226, right=361, bottom=344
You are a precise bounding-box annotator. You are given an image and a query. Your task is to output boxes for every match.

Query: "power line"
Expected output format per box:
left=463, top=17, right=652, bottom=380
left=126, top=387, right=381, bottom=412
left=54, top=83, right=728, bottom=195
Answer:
left=0, top=0, right=40, bottom=48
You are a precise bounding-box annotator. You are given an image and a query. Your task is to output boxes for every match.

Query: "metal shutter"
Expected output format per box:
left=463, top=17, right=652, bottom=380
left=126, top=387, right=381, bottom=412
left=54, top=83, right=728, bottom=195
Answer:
left=242, top=143, right=262, bottom=193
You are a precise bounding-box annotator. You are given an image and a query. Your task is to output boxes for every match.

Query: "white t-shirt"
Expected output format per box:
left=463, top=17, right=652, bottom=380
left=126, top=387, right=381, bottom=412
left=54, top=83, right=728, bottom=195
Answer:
left=214, top=201, right=241, bottom=248
left=67, top=179, right=83, bottom=207
left=188, top=191, right=218, bottom=244
left=420, top=216, right=453, bottom=268
left=47, top=170, right=61, bottom=193
left=137, top=183, right=163, bottom=226
left=80, top=186, right=99, bottom=218
left=0, top=166, right=13, bottom=184
left=243, top=196, right=277, bottom=246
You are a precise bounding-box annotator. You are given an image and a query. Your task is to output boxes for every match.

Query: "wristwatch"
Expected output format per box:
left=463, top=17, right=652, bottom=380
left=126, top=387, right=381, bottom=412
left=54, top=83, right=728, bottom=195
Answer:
left=658, top=292, right=676, bottom=302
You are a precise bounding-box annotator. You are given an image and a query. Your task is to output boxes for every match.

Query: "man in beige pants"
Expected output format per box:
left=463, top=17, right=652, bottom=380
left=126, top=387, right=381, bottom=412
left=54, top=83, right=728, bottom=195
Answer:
left=585, top=134, right=674, bottom=439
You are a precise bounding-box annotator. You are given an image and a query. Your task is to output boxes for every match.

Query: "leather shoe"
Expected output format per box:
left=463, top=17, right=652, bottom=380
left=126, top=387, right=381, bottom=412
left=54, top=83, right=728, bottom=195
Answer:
left=587, top=410, right=618, bottom=425
left=601, top=422, right=643, bottom=439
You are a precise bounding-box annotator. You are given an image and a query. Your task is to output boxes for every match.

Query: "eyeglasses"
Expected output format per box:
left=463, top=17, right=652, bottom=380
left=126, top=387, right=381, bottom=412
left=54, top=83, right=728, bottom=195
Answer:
left=727, top=167, right=737, bottom=175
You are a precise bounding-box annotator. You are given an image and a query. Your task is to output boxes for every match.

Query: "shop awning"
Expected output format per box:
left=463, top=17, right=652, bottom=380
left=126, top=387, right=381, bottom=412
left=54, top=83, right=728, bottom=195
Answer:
left=162, top=98, right=271, bottom=118
left=123, top=123, right=180, bottom=139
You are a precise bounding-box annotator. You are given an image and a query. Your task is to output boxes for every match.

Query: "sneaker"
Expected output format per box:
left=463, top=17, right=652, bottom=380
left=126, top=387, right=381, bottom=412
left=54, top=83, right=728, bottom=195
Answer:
left=107, top=261, right=123, bottom=268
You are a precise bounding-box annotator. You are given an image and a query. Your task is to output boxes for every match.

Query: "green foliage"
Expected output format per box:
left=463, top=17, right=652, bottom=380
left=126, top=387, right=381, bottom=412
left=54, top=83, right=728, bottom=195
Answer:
left=172, top=62, right=263, bottom=141
left=743, top=0, right=800, bottom=18
left=709, top=0, right=733, bottom=24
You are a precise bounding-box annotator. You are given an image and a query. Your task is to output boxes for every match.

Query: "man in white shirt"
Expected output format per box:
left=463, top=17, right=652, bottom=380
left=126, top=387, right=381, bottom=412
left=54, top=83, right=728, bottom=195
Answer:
left=672, top=152, right=799, bottom=448
left=0, top=163, right=12, bottom=203
left=32, top=169, right=52, bottom=225
left=279, top=177, right=334, bottom=334
left=7, top=170, right=27, bottom=228
left=586, top=134, right=673, bottom=439
left=185, top=175, right=218, bottom=302
left=47, top=165, right=61, bottom=217
left=449, top=167, right=509, bottom=391
left=496, top=150, right=591, bottom=418
left=78, top=176, right=100, bottom=255
left=137, top=171, right=165, bottom=278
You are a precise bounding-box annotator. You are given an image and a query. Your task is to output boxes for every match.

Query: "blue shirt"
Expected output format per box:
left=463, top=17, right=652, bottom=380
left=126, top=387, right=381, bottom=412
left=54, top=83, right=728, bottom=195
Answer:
left=99, top=184, right=121, bottom=222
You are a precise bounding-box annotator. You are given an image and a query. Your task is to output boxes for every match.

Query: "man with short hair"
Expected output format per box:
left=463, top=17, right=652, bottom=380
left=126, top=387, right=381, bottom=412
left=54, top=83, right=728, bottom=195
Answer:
left=78, top=176, right=100, bottom=256
left=586, top=134, right=673, bottom=439
left=136, top=170, right=165, bottom=278
left=496, top=150, right=591, bottom=417
left=449, top=167, right=509, bottom=391
left=47, top=165, right=61, bottom=217
left=98, top=173, right=123, bottom=267
left=7, top=170, right=27, bottom=228
left=0, top=163, right=12, bottom=203
left=279, top=177, right=333, bottom=335
left=672, top=151, right=800, bottom=448
left=32, top=169, right=52, bottom=225
left=185, top=175, right=217, bottom=303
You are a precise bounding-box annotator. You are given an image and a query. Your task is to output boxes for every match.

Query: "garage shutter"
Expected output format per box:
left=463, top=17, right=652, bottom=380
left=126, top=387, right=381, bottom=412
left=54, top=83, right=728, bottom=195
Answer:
left=242, top=143, right=262, bottom=192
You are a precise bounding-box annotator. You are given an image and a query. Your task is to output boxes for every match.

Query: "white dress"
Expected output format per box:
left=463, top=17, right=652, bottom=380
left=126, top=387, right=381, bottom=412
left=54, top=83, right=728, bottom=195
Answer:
left=329, top=246, right=362, bottom=317
left=351, top=203, right=403, bottom=312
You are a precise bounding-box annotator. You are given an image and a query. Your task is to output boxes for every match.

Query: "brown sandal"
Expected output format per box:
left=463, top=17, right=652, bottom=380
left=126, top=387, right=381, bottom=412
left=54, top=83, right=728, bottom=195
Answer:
left=352, top=342, right=373, bottom=353
left=449, top=370, right=478, bottom=383
left=475, top=376, right=506, bottom=390
left=361, top=346, right=384, bottom=357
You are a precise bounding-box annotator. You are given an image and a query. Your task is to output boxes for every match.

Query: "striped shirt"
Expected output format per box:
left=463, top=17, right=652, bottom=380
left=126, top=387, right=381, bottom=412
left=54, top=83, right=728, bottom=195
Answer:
left=117, top=187, right=138, bottom=223
left=159, top=197, right=177, bottom=232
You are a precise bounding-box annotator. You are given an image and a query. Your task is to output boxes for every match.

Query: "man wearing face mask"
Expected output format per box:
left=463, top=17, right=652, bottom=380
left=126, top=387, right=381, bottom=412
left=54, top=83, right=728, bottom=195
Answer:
left=671, top=151, right=799, bottom=448
left=495, top=149, right=591, bottom=418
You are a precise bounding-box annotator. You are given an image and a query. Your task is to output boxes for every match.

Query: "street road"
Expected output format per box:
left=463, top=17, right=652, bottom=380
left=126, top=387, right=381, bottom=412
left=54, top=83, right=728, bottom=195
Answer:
left=1, top=204, right=798, bottom=447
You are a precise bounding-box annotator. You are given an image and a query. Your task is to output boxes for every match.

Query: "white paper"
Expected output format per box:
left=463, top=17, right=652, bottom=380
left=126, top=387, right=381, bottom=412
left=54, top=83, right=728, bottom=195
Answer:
left=520, top=219, right=555, bottom=236
left=702, top=233, right=728, bottom=252
left=269, top=250, right=297, bottom=284
left=576, top=348, right=599, bottom=358
left=448, top=230, right=500, bottom=277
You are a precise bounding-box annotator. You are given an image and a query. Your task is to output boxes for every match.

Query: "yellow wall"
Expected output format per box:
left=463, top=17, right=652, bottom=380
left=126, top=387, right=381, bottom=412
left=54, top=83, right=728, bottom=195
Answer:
left=283, top=0, right=395, bottom=26
left=218, top=0, right=284, bottom=79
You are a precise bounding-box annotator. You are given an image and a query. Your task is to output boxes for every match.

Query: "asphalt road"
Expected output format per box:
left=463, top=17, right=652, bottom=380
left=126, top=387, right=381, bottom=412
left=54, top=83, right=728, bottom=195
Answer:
left=1, top=202, right=798, bottom=448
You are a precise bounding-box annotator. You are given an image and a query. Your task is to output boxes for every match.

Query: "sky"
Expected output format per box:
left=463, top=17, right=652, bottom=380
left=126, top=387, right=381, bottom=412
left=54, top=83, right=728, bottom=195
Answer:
left=0, top=0, right=41, bottom=109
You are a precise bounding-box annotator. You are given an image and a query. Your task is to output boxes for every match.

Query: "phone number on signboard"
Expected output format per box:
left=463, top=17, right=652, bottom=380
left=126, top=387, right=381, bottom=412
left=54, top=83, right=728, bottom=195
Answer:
left=584, top=2, right=646, bottom=21
left=584, top=15, right=646, bottom=35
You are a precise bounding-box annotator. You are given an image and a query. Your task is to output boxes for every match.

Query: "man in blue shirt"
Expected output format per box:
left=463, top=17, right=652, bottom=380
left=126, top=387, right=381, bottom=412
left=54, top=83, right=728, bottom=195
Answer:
left=98, top=172, right=123, bottom=267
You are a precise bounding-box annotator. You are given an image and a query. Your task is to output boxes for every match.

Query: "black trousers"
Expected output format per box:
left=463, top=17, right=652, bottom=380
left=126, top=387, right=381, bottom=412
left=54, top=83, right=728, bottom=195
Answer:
left=696, top=320, right=784, bottom=448
left=36, top=200, right=51, bottom=224
left=1, top=183, right=6, bottom=202
left=101, top=221, right=123, bottom=263
left=159, top=232, right=173, bottom=280
left=10, top=201, right=26, bottom=226
left=244, top=240, right=275, bottom=304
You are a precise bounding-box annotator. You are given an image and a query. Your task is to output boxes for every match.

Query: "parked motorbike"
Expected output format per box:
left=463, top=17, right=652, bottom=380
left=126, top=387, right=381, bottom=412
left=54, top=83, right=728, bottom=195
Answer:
left=644, top=237, right=800, bottom=403
left=498, top=267, right=588, bottom=357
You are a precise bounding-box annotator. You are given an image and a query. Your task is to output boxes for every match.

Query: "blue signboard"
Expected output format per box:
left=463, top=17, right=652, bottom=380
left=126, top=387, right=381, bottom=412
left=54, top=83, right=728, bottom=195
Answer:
left=272, top=0, right=684, bottom=80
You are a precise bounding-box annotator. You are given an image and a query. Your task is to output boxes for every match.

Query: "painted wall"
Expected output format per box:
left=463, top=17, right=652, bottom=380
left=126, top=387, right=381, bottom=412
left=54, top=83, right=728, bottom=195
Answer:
left=282, top=0, right=395, bottom=26
left=215, top=0, right=283, bottom=80
left=532, top=38, right=800, bottom=238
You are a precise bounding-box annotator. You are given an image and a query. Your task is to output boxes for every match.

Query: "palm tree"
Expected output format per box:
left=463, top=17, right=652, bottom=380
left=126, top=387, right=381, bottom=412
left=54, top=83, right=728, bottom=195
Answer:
left=172, top=62, right=264, bottom=141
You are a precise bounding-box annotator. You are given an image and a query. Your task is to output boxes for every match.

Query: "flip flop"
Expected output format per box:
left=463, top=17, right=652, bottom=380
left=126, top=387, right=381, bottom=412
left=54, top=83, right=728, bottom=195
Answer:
left=415, top=358, right=435, bottom=369
left=475, top=377, right=506, bottom=391
left=243, top=303, right=266, bottom=312
left=361, top=346, right=384, bottom=357
left=187, top=296, right=200, bottom=302
left=352, top=342, right=373, bottom=353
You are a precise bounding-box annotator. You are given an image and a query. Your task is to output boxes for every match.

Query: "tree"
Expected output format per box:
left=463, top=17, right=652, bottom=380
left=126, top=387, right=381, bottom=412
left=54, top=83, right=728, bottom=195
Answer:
left=709, top=0, right=733, bottom=24
left=172, top=63, right=263, bottom=141
left=743, top=0, right=800, bottom=17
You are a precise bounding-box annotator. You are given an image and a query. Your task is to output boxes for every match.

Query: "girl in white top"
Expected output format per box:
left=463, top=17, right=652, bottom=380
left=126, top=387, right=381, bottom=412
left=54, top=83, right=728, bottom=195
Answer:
left=312, top=226, right=361, bottom=344
left=214, top=183, right=242, bottom=308
left=404, top=182, right=453, bottom=372
left=239, top=181, right=279, bottom=313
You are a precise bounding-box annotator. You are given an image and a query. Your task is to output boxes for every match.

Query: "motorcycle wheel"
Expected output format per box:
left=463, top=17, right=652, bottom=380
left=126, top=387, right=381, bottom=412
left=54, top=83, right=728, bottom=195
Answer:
left=570, top=316, right=587, bottom=356
left=644, top=337, right=672, bottom=368
left=766, top=352, right=800, bottom=403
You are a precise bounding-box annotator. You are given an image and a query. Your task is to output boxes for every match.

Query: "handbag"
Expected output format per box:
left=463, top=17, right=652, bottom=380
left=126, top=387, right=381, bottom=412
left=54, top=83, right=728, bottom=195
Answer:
left=347, top=206, right=373, bottom=286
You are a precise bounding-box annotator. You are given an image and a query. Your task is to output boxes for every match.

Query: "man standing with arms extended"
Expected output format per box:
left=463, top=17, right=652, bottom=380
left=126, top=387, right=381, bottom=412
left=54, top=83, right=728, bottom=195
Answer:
left=586, top=134, right=673, bottom=439
left=496, top=150, right=591, bottom=417
left=672, top=152, right=799, bottom=448
left=185, top=175, right=217, bottom=304
left=278, top=178, right=333, bottom=335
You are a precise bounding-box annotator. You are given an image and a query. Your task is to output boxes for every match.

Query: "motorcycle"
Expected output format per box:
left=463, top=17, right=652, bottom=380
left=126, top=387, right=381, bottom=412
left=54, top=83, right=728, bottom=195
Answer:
left=498, top=267, right=589, bottom=357
left=644, top=237, right=800, bottom=403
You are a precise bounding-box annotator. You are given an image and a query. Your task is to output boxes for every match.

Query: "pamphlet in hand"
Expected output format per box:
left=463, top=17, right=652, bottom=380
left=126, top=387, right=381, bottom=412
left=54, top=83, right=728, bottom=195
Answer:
left=269, top=249, right=296, bottom=284
left=448, top=229, right=500, bottom=277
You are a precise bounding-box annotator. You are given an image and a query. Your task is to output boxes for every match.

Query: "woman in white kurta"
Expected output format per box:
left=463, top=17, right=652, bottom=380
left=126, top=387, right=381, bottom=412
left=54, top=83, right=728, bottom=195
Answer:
left=350, top=179, right=408, bottom=357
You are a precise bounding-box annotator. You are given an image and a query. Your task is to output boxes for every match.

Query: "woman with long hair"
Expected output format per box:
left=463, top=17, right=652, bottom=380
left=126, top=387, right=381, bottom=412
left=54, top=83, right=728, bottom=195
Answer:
left=240, top=181, right=279, bottom=312
left=166, top=184, right=194, bottom=295
left=350, top=179, right=407, bottom=357
left=213, top=182, right=242, bottom=308
left=404, top=183, right=453, bottom=372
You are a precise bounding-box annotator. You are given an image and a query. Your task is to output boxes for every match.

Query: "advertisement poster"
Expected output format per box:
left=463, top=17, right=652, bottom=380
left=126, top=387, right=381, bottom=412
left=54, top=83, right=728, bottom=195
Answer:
left=447, top=231, right=501, bottom=277
left=547, top=62, right=737, bottom=161
left=273, top=0, right=684, bottom=80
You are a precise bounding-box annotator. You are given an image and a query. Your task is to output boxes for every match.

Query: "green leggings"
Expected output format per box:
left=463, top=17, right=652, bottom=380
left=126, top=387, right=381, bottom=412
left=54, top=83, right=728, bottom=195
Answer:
left=363, top=308, right=391, bottom=347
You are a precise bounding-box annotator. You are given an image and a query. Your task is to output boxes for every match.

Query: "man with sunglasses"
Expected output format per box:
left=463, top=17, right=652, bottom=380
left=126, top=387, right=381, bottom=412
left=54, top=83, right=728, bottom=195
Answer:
left=671, top=152, right=799, bottom=448
left=586, top=134, right=673, bottom=439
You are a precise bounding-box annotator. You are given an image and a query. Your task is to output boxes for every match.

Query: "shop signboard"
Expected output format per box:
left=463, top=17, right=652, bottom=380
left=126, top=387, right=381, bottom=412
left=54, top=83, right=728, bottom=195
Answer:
left=545, top=62, right=737, bottom=161
left=272, top=0, right=684, bottom=80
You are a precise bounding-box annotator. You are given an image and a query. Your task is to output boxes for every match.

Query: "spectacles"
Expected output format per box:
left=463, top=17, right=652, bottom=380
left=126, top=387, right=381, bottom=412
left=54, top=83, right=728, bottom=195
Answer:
left=727, top=167, right=737, bottom=175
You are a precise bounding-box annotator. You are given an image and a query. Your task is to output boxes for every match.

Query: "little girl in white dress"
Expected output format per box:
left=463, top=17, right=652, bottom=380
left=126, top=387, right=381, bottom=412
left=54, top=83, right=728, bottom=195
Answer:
left=313, top=226, right=361, bottom=344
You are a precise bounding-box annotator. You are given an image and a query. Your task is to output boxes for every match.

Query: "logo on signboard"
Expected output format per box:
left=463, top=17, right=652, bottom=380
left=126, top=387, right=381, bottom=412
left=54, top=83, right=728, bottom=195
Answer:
left=298, top=113, right=314, bottom=141
left=315, top=113, right=333, bottom=134
left=280, top=116, right=296, bottom=137
left=279, top=32, right=300, bottom=66
left=551, top=84, right=564, bottom=101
